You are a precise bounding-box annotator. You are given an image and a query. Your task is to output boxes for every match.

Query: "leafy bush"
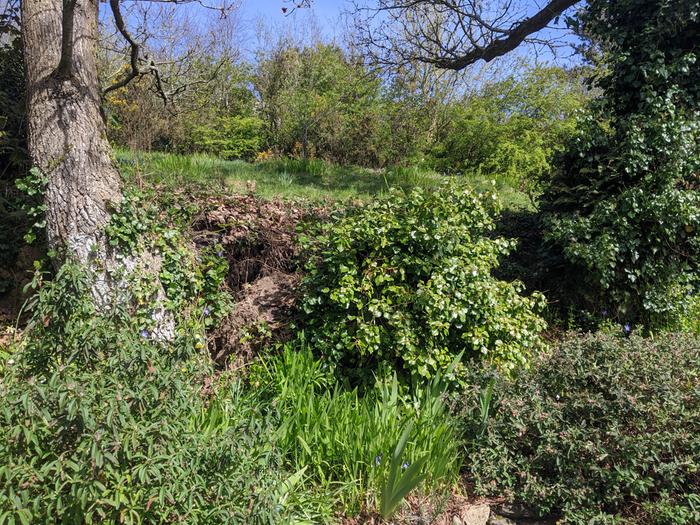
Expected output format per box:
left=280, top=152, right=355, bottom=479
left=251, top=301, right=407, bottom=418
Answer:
left=189, top=116, right=264, bottom=161
left=466, top=332, right=700, bottom=524
left=431, top=67, right=585, bottom=196
left=104, top=188, right=231, bottom=332
left=299, top=182, right=547, bottom=384
left=542, top=0, right=700, bottom=329
left=257, top=342, right=463, bottom=517
left=0, top=263, right=314, bottom=524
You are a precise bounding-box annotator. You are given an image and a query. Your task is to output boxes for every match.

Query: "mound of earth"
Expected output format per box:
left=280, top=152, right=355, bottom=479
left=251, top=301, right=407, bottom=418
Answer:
left=192, top=194, right=328, bottom=366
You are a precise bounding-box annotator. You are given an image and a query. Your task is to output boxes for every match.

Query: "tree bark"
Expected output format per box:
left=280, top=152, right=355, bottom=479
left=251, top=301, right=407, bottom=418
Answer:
left=21, top=0, right=174, bottom=338
left=22, top=0, right=121, bottom=268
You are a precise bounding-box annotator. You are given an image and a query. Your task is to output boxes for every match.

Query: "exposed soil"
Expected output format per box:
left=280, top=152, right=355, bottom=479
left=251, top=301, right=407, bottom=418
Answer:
left=191, top=194, right=328, bottom=366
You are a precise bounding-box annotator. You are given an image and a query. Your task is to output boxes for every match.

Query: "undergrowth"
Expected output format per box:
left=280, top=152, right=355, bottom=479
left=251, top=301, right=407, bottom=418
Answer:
left=254, top=343, right=463, bottom=517
left=0, top=263, right=316, bottom=524
left=466, top=332, right=700, bottom=524
left=0, top=262, right=463, bottom=523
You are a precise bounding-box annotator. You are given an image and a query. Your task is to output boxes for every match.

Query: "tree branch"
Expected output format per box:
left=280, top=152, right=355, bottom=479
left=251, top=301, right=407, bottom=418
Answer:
left=352, top=0, right=581, bottom=71
left=102, top=0, right=236, bottom=102
left=102, top=0, right=145, bottom=95
left=55, top=0, right=77, bottom=78
left=435, top=0, right=580, bottom=69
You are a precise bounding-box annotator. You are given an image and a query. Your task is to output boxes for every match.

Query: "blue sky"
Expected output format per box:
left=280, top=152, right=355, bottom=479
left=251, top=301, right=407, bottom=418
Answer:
left=242, top=1, right=346, bottom=29
left=241, top=0, right=349, bottom=41
left=240, top=0, right=580, bottom=65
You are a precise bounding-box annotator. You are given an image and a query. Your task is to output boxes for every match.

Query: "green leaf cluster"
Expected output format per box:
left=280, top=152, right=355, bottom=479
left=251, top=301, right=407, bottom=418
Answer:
left=188, top=116, right=265, bottom=161
left=104, top=189, right=231, bottom=332
left=543, top=0, right=700, bottom=328
left=0, top=263, right=310, bottom=524
left=466, top=332, right=700, bottom=524
left=431, top=67, right=586, bottom=196
left=299, top=182, right=547, bottom=384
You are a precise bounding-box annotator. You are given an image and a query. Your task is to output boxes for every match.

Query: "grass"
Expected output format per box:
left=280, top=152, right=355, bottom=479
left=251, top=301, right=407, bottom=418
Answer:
left=254, top=343, right=463, bottom=518
left=114, top=149, right=532, bottom=209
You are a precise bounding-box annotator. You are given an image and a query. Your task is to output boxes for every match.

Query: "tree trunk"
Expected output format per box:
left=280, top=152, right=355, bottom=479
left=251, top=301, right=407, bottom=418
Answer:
left=21, top=0, right=174, bottom=338
left=22, top=0, right=121, bottom=268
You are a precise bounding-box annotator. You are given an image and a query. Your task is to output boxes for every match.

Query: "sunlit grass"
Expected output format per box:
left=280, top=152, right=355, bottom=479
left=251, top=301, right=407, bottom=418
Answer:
left=114, top=148, right=531, bottom=209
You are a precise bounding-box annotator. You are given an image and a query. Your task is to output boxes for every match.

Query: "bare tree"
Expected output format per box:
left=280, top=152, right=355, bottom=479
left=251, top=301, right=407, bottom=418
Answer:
left=349, top=0, right=581, bottom=71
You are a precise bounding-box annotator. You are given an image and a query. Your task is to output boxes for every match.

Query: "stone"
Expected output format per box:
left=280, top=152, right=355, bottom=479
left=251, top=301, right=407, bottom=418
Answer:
left=457, top=504, right=490, bottom=525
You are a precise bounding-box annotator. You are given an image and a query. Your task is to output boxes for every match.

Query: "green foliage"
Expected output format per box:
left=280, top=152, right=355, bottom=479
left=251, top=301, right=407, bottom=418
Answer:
left=257, top=342, right=462, bottom=516
left=0, top=264, right=312, bottom=524
left=431, top=67, right=586, bottom=196
left=189, top=116, right=264, bottom=161
left=0, top=32, right=26, bottom=177
left=0, top=30, right=31, bottom=291
left=466, top=332, right=700, bottom=524
left=379, top=421, right=428, bottom=518
left=543, top=0, right=700, bottom=328
left=14, top=167, right=48, bottom=245
left=299, top=182, right=547, bottom=384
left=104, top=189, right=231, bottom=331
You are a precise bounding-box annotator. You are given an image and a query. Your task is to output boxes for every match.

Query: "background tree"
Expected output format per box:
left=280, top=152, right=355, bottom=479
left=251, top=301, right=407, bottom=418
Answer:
left=431, top=65, right=588, bottom=196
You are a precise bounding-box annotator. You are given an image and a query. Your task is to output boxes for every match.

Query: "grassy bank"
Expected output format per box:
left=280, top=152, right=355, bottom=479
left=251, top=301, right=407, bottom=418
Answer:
left=114, top=149, right=532, bottom=209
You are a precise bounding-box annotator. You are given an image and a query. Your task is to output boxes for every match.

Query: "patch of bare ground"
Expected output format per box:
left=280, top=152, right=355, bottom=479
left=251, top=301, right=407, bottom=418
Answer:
left=191, top=193, right=328, bottom=367
left=342, top=489, right=499, bottom=525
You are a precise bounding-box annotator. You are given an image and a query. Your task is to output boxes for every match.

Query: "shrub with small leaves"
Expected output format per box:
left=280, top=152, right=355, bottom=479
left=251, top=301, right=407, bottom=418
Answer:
left=188, top=115, right=264, bottom=161
left=466, top=332, right=700, bottom=524
left=299, top=182, right=547, bottom=384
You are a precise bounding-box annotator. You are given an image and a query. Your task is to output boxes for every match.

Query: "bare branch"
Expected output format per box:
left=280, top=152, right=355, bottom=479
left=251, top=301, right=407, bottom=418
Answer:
left=351, top=0, right=581, bottom=71
left=103, top=0, right=144, bottom=96
left=102, top=0, right=237, bottom=102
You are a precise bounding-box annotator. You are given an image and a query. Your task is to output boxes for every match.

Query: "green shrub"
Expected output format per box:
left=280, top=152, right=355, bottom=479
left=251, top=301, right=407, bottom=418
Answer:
left=104, top=188, right=231, bottom=332
left=542, top=0, right=700, bottom=329
left=431, top=67, right=585, bottom=196
left=257, top=342, right=463, bottom=517
left=189, top=116, right=264, bottom=161
left=0, top=263, right=314, bottom=524
left=298, top=182, right=547, bottom=384
left=466, top=332, right=700, bottom=524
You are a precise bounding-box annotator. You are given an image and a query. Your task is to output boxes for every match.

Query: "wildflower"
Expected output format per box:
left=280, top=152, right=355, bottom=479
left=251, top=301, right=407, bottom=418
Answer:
left=217, top=250, right=224, bottom=257
left=401, top=462, right=410, bottom=470
left=374, top=455, right=382, bottom=467
left=140, top=329, right=149, bottom=339
left=623, top=323, right=631, bottom=334
left=601, top=309, right=608, bottom=317
left=203, top=307, right=211, bottom=316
